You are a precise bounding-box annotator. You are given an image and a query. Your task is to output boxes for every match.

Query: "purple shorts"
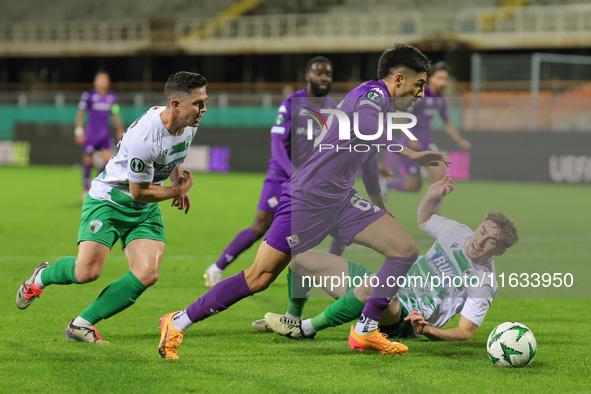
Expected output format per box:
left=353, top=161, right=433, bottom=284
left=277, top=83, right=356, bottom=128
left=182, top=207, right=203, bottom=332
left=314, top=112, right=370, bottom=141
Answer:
left=83, top=132, right=114, bottom=155
left=265, top=189, right=387, bottom=255
left=257, top=178, right=284, bottom=213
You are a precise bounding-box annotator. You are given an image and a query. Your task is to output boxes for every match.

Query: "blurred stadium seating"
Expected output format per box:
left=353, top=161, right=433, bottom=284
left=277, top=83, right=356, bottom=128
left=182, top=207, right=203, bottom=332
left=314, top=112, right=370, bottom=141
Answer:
left=2, top=0, right=591, bottom=56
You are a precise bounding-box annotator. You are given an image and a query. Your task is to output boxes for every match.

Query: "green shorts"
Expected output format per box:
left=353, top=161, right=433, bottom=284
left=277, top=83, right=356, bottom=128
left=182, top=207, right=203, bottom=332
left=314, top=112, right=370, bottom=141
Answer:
left=78, top=195, right=165, bottom=249
left=347, top=260, right=414, bottom=338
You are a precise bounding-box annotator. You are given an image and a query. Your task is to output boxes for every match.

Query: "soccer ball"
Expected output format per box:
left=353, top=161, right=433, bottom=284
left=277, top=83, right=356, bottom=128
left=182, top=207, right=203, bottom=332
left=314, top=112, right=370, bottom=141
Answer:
left=486, top=322, right=537, bottom=367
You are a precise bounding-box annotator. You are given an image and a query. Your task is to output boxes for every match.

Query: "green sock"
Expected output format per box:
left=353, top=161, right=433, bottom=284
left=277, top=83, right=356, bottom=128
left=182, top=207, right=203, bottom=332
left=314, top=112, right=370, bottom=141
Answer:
left=40, top=256, right=78, bottom=285
left=79, top=271, right=147, bottom=325
left=286, top=268, right=310, bottom=318
left=311, top=287, right=365, bottom=331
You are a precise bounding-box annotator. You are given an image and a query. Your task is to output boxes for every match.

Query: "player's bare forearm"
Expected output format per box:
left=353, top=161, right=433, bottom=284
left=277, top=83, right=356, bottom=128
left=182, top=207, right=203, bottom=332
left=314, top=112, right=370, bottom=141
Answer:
left=75, top=110, right=86, bottom=144
left=421, top=325, right=476, bottom=342
left=406, top=311, right=478, bottom=341
left=75, top=109, right=85, bottom=129
left=417, top=192, right=439, bottom=232
left=130, top=170, right=193, bottom=203
left=129, top=184, right=186, bottom=203
left=417, top=175, right=454, bottom=231
left=398, top=146, right=451, bottom=167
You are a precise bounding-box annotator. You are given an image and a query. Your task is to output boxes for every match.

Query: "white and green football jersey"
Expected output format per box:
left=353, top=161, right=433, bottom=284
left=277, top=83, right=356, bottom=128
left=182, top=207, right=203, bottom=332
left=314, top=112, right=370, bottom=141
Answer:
left=398, top=215, right=498, bottom=335
left=89, top=106, right=197, bottom=209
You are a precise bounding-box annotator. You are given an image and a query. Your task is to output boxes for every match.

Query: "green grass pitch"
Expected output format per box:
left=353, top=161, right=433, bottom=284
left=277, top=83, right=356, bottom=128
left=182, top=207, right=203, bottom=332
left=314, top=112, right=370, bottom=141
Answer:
left=1, top=166, right=589, bottom=392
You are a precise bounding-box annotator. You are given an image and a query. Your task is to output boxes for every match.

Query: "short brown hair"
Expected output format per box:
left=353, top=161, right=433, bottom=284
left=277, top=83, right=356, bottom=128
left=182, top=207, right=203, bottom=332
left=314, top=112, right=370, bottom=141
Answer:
left=164, top=71, right=207, bottom=103
left=484, top=211, right=519, bottom=248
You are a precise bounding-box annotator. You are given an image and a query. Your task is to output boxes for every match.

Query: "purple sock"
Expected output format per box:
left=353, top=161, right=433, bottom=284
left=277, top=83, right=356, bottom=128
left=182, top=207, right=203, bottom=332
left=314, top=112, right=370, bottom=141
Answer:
left=215, top=227, right=258, bottom=270
left=387, top=178, right=407, bottom=191
left=362, top=256, right=416, bottom=321
left=83, top=163, right=92, bottom=190
left=186, top=270, right=253, bottom=322
left=329, top=238, right=347, bottom=256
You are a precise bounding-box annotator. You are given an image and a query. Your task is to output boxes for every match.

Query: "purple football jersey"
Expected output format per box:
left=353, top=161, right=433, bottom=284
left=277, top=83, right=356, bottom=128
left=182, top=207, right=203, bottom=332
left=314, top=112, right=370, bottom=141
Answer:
left=266, top=89, right=336, bottom=182
left=78, top=89, right=119, bottom=143
left=289, top=80, right=399, bottom=202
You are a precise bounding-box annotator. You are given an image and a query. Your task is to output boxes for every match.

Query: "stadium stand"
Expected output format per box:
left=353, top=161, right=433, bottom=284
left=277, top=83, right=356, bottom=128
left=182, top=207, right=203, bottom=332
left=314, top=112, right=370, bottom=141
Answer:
left=2, top=0, right=591, bottom=56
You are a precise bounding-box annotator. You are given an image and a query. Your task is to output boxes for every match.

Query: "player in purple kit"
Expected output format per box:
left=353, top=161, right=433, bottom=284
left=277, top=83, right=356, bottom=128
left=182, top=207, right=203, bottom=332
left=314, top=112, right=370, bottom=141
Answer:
left=328, top=62, right=470, bottom=256
left=75, top=71, right=126, bottom=198
left=203, top=57, right=336, bottom=287
left=384, top=61, right=471, bottom=194
left=158, top=44, right=451, bottom=359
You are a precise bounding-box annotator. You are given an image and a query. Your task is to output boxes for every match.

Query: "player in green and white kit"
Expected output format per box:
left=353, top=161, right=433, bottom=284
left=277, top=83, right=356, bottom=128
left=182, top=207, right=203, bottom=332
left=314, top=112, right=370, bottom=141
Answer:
left=263, top=175, right=519, bottom=341
left=15, top=71, right=207, bottom=343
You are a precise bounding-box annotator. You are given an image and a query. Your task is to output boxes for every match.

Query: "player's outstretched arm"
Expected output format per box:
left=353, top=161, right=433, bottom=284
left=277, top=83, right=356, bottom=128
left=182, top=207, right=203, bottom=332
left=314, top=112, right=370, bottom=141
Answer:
left=404, top=311, right=478, bottom=341
left=129, top=169, right=194, bottom=207
left=417, top=175, right=454, bottom=232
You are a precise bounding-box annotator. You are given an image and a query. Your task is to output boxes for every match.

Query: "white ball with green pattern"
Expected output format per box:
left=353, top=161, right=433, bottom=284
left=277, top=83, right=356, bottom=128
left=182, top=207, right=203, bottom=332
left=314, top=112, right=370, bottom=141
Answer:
left=486, top=322, right=537, bottom=367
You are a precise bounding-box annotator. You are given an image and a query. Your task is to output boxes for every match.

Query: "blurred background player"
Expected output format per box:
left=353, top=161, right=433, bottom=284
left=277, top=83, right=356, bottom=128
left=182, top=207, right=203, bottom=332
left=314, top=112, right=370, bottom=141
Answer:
left=75, top=71, right=126, bottom=199
left=383, top=61, right=471, bottom=199
left=261, top=175, right=519, bottom=342
left=16, top=71, right=204, bottom=343
left=203, top=56, right=335, bottom=287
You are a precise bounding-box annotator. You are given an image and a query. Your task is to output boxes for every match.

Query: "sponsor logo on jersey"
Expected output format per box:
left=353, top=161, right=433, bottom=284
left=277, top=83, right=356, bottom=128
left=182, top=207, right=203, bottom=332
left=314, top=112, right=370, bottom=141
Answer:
left=426, top=251, right=454, bottom=278
left=154, top=159, right=185, bottom=181
left=267, top=196, right=279, bottom=208
left=130, top=158, right=145, bottom=172
left=275, top=114, right=284, bottom=125
left=451, top=242, right=459, bottom=248
left=90, top=220, right=103, bottom=234
left=278, top=105, right=287, bottom=113
left=91, top=102, right=113, bottom=112
left=286, top=234, right=300, bottom=248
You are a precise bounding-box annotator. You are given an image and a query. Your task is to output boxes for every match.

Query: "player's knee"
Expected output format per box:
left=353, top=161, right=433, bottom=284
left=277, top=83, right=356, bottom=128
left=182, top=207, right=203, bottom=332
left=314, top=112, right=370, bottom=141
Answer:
left=353, top=280, right=373, bottom=300
left=75, top=269, right=101, bottom=284
left=399, top=240, right=420, bottom=260
left=130, top=267, right=159, bottom=287
left=140, top=272, right=159, bottom=287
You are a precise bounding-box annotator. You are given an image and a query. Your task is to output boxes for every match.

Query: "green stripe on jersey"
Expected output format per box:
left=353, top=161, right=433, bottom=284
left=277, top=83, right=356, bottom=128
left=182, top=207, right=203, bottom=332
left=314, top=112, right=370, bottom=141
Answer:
left=453, top=249, right=472, bottom=273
